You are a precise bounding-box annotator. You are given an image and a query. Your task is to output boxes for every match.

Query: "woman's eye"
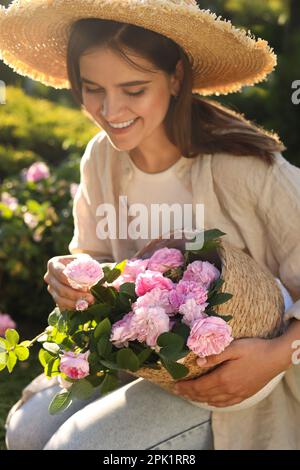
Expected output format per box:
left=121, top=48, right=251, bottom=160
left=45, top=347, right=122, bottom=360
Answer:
left=84, top=87, right=103, bottom=94
left=126, top=90, right=145, bottom=97
left=84, top=87, right=145, bottom=97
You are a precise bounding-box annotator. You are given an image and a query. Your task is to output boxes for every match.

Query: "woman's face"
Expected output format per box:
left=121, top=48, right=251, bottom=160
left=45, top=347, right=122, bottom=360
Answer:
left=79, top=47, right=181, bottom=151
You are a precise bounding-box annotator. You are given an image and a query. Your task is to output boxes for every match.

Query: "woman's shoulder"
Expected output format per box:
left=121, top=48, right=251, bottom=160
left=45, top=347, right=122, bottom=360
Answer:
left=81, top=129, right=108, bottom=165
left=208, top=150, right=293, bottom=201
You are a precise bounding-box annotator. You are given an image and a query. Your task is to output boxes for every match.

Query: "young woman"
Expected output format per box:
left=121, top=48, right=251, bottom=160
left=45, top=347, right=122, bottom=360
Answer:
left=1, top=1, right=300, bottom=450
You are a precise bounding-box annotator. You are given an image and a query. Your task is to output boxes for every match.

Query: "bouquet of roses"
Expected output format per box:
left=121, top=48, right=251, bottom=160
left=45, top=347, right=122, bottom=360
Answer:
left=0, top=228, right=284, bottom=414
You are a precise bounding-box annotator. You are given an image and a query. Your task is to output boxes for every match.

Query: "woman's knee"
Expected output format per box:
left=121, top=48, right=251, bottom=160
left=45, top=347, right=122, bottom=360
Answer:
left=5, top=385, right=65, bottom=450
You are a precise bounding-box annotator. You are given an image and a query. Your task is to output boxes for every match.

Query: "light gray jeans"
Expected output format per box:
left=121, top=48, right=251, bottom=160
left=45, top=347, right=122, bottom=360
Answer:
left=5, top=373, right=213, bottom=450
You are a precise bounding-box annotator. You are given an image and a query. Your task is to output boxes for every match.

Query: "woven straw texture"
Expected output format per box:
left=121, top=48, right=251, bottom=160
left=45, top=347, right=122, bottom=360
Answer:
left=127, top=235, right=285, bottom=394
left=0, top=0, right=276, bottom=95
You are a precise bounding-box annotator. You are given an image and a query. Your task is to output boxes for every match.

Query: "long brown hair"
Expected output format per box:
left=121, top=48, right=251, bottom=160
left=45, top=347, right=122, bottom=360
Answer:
left=67, top=18, right=285, bottom=165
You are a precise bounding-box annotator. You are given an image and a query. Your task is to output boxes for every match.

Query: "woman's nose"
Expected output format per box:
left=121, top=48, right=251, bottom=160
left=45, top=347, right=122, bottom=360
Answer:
left=100, top=94, right=125, bottom=120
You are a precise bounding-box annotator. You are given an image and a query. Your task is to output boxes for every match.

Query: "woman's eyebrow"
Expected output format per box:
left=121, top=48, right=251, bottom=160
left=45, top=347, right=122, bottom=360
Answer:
left=80, top=77, right=152, bottom=87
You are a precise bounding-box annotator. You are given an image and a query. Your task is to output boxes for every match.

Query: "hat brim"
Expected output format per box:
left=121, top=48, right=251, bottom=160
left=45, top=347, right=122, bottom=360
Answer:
left=0, top=0, right=277, bottom=95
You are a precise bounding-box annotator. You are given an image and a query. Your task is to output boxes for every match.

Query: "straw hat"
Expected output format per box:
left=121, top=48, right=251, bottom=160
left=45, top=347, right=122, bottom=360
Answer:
left=0, top=0, right=276, bottom=95
left=129, top=232, right=286, bottom=396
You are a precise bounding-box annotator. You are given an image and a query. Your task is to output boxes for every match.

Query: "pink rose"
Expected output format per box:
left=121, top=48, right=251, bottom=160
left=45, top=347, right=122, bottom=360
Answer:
left=147, top=248, right=184, bottom=273
left=23, top=212, right=39, bottom=229
left=169, top=280, right=208, bottom=310
left=112, top=258, right=149, bottom=290
left=183, top=261, right=220, bottom=289
left=1, top=192, right=18, bottom=211
left=63, top=255, right=104, bottom=290
left=132, top=287, right=175, bottom=315
left=110, top=312, right=137, bottom=348
left=59, top=351, right=90, bottom=380
left=135, top=270, right=174, bottom=296
left=75, top=298, right=89, bottom=312
left=0, top=313, right=16, bottom=337
left=25, top=162, right=50, bottom=182
left=178, top=298, right=208, bottom=327
left=187, top=316, right=233, bottom=358
left=130, top=306, right=171, bottom=347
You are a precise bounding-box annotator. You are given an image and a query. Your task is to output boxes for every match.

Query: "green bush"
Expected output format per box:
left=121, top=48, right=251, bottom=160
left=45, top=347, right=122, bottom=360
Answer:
left=0, top=86, right=99, bottom=323
left=0, top=86, right=98, bottom=178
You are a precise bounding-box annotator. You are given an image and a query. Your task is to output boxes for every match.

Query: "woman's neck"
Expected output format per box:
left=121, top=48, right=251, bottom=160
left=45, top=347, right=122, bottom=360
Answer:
left=128, top=136, right=182, bottom=174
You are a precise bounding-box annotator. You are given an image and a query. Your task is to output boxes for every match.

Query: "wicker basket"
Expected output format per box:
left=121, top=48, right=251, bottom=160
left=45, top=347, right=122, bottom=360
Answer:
left=126, top=231, right=285, bottom=394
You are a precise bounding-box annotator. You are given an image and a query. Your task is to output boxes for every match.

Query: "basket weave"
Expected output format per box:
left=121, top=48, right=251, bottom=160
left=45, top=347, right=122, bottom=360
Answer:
left=126, top=233, right=285, bottom=394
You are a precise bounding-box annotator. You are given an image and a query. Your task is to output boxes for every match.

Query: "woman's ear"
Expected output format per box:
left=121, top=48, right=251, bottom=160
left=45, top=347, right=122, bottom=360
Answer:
left=171, top=59, right=184, bottom=97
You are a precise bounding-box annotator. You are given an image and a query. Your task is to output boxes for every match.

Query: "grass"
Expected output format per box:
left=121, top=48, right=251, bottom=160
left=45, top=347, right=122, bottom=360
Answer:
left=0, top=322, right=43, bottom=450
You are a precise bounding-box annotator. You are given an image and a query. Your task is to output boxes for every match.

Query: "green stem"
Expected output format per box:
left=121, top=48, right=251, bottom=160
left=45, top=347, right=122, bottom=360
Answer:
left=27, top=329, right=48, bottom=347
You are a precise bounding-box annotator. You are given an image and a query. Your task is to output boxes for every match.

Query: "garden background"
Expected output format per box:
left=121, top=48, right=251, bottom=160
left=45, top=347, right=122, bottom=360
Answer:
left=0, top=0, right=300, bottom=450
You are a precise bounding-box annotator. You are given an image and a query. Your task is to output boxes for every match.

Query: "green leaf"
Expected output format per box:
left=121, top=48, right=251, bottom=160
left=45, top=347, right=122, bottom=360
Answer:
left=0, top=362, right=7, bottom=372
left=100, top=372, right=119, bottom=395
left=157, top=332, right=184, bottom=351
left=19, top=340, right=31, bottom=348
left=119, top=282, right=136, bottom=298
left=5, top=329, right=20, bottom=347
left=45, top=357, right=60, bottom=377
left=15, top=346, right=30, bottom=361
left=38, top=348, right=55, bottom=367
left=160, top=358, right=189, bottom=380
left=208, top=277, right=224, bottom=295
left=48, top=390, right=72, bottom=415
left=93, top=317, right=112, bottom=341
left=97, top=335, right=112, bottom=358
left=160, top=348, right=190, bottom=362
left=105, top=267, right=121, bottom=284
left=115, top=259, right=127, bottom=273
left=204, top=228, right=226, bottom=242
left=91, top=285, right=117, bottom=305
left=57, top=314, right=66, bottom=333
left=0, top=338, right=8, bottom=353
left=171, top=322, right=190, bottom=343
left=116, top=348, right=140, bottom=372
left=88, top=352, right=99, bottom=367
left=43, top=342, right=61, bottom=355
left=99, top=358, right=119, bottom=370
left=208, top=292, right=233, bottom=307
left=0, top=352, right=8, bottom=365
left=48, top=307, right=61, bottom=327
left=137, top=348, right=153, bottom=365
left=71, top=379, right=95, bottom=400
left=91, top=303, right=112, bottom=323
left=7, top=351, right=17, bottom=373
left=59, top=337, right=75, bottom=350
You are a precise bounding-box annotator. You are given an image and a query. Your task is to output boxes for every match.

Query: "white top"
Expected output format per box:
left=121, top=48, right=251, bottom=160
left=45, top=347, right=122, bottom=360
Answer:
left=126, top=155, right=193, bottom=252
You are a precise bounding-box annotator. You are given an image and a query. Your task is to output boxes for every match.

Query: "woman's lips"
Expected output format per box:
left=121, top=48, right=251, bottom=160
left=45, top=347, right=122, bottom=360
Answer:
left=108, top=117, right=140, bottom=134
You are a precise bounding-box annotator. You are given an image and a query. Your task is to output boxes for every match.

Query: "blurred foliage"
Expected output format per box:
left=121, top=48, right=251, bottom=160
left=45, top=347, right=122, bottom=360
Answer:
left=198, top=0, right=300, bottom=166
left=0, top=87, right=99, bottom=322
left=0, top=87, right=98, bottom=179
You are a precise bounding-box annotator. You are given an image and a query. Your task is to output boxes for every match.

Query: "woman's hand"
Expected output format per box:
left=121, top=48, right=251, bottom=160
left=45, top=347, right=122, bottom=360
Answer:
left=174, top=337, right=289, bottom=407
left=43, top=255, right=95, bottom=311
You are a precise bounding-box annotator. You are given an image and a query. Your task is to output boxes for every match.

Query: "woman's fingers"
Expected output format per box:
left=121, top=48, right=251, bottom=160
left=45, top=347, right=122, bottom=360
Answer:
left=45, top=256, right=76, bottom=288
left=47, top=284, right=93, bottom=311
left=44, top=255, right=95, bottom=308
left=51, top=277, right=93, bottom=303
